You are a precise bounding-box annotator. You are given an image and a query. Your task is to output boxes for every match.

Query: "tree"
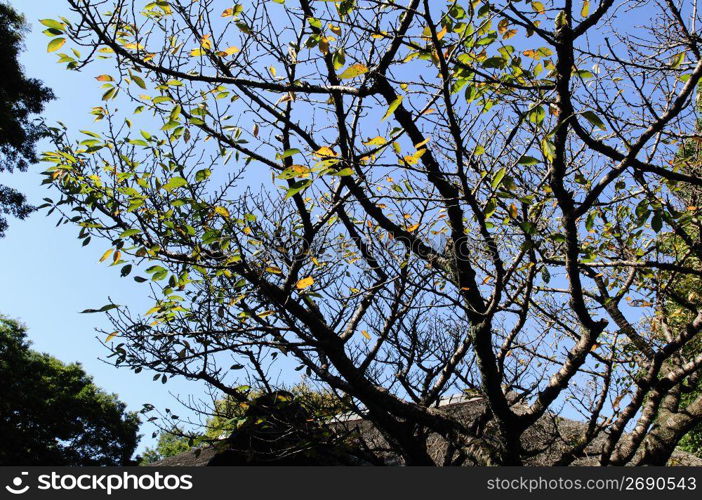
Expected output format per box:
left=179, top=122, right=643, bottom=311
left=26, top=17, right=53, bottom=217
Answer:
left=139, top=431, right=191, bottom=464
left=0, top=315, right=140, bottom=465
left=0, top=3, right=54, bottom=237
left=652, top=105, right=702, bottom=460
left=41, top=0, right=702, bottom=465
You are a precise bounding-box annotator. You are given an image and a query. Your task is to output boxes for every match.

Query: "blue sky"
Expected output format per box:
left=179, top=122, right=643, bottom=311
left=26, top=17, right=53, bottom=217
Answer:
left=0, top=0, right=204, bottom=453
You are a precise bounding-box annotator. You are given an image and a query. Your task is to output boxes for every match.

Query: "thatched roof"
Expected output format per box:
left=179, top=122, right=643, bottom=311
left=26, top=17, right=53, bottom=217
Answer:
left=148, top=396, right=702, bottom=466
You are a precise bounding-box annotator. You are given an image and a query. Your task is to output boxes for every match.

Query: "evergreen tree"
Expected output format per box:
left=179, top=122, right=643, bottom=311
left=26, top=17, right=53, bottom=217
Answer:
left=0, top=3, right=53, bottom=237
left=0, top=315, right=140, bottom=465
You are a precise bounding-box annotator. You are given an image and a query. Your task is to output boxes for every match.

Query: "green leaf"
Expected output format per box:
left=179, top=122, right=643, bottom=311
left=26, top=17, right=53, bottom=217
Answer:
left=491, top=167, right=507, bottom=189
left=195, top=168, right=212, bottom=181
left=331, top=168, right=354, bottom=176
left=482, top=56, right=506, bottom=69
left=162, top=177, right=188, bottom=192
left=132, top=75, right=147, bottom=89
left=40, top=19, right=65, bottom=32
left=48, top=37, right=66, bottom=53
left=581, top=110, right=606, bottom=130
left=170, top=104, right=182, bottom=121
left=382, top=96, right=403, bottom=121
left=285, top=179, right=312, bottom=198
left=651, top=212, right=663, bottom=233
left=518, top=156, right=539, bottom=165
left=119, top=229, right=142, bottom=239
left=670, top=52, right=686, bottom=69
left=541, top=138, right=555, bottom=162
left=277, top=148, right=301, bottom=160
left=528, top=106, right=546, bottom=125
left=80, top=304, right=119, bottom=314
left=102, top=86, right=118, bottom=101
left=585, top=211, right=596, bottom=232
left=146, top=265, right=166, bottom=274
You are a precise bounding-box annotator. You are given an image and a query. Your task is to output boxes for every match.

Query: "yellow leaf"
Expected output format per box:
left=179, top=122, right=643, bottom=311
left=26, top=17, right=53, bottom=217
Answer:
left=319, top=37, right=330, bottom=55
left=314, top=146, right=337, bottom=158
left=106, top=332, right=118, bottom=342
left=407, top=223, right=420, bottom=232
left=145, top=306, right=161, bottom=316
left=296, top=276, right=314, bottom=290
left=581, top=0, right=590, bottom=17
left=414, top=137, right=431, bottom=149
left=214, top=206, right=230, bottom=218
left=99, top=249, right=114, bottom=263
left=96, top=74, right=114, bottom=82
left=361, top=330, right=371, bottom=340
left=363, top=136, right=387, bottom=146
left=531, top=1, right=546, bottom=14
left=220, top=46, right=240, bottom=56
left=266, top=266, right=282, bottom=274
left=190, top=47, right=206, bottom=57
left=436, top=25, right=448, bottom=41
left=330, top=24, right=342, bottom=36
left=337, top=63, right=368, bottom=80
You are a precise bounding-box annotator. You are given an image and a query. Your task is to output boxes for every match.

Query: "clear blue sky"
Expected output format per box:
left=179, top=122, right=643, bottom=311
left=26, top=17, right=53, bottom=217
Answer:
left=0, top=0, right=204, bottom=453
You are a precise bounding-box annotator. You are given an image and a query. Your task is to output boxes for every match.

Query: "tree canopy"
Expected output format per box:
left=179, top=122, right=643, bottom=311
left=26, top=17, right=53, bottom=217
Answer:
left=39, top=0, right=702, bottom=465
left=0, top=3, right=53, bottom=237
left=0, top=315, right=140, bottom=465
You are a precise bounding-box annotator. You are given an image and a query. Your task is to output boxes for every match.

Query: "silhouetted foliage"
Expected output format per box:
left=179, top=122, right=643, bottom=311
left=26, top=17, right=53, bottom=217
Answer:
left=0, top=315, right=140, bottom=465
left=207, top=391, right=355, bottom=465
left=0, top=3, right=53, bottom=237
left=140, top=384, right=351, bottom=464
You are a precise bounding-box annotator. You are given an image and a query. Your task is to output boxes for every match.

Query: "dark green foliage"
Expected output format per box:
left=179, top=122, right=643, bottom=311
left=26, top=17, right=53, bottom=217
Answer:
left=0, top=3, right=54, bottom=237
left=0, top=316, right=140, bottom=465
